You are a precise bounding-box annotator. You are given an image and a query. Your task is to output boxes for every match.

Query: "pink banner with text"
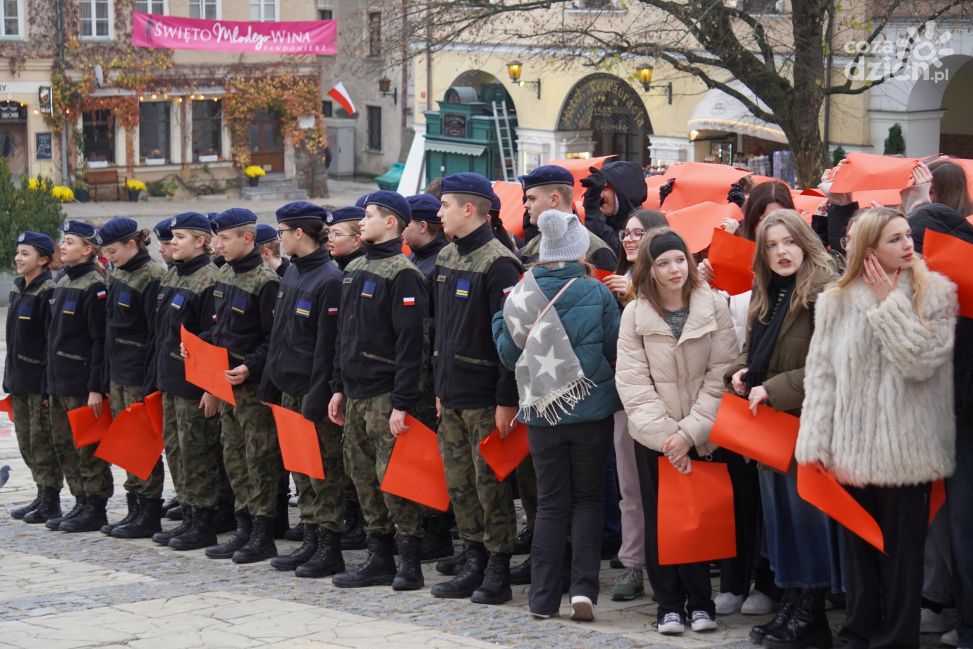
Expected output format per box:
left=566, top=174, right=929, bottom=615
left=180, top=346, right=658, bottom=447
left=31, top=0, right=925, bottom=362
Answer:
left=132, top=12, right=337, bottom=55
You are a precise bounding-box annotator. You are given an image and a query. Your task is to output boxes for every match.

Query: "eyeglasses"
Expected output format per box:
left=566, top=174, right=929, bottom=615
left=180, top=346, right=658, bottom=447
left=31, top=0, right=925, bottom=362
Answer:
left=619, top=228, right=646, bottom=241
left=277, top=228, right=293, bottom=236
left=326, top=231, right=356, bottom=241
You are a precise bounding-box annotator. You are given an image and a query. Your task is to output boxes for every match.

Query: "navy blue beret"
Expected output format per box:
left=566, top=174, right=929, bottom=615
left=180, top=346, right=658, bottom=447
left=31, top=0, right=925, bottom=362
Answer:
left=365, top=191, right=412, bottom=224
left=170, top=212, right=212, bottom=232
left=211, top=208, right=258, bottom=232
left=406, top=194, right=442, bottom=224
left=519, top=165, right=574, bottom=191
left=16, top=231, right=55, bottom=255
left=489, top=189, right=501, bottom=215
left=441, top=172, right=494, bottom=202
left=94, top=217, right=139, bottom=247
left=255, top=224, right=279, bottom=247
left=153, top=218, right=173, bottom=242
left=61, top=220, right=96, bottom=240
left=326, top=207, right=365, bottom=226
left=354, top=194, right=369, bottom=209
left=276, top=201, right=329, bottom=223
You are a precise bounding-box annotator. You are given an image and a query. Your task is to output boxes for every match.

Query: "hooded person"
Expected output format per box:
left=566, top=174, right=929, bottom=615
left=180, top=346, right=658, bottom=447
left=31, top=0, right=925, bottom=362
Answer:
left=580, top=161, right=648, bottom=255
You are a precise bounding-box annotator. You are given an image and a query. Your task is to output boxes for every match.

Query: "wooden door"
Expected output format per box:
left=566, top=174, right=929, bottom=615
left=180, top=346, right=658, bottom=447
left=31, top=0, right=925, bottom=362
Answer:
left=248, top=110, right=284, bottom=172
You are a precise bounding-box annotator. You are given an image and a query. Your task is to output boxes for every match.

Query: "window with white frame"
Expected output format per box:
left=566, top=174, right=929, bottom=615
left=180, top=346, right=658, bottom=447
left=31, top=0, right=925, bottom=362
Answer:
left=79, top=0, right=111, bottom=39
left=0, top=0, right=24, bottom=38
left=135, top=0, right=166, bottom=14
left=192, top=99, right=223, bottom=160
left=189, top=0, right=219, bottom=19
left=249, top=0, right=277, bottom=21
left=139, top=102, right=171, bottom=162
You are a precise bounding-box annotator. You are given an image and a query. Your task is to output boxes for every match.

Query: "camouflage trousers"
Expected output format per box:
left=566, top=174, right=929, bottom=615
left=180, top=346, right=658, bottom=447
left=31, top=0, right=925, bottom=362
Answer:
left=11, top=394, right=61, bottom=490
left=162, top=392, right=224, bottom=510
left=110, top=383, right=164, bottom=499
left=439, top=406, right=516, bottom=554
left=220, top=383, right=282, bottom=517
left=281, top=393, right=347, bottom=533
left=516, top=455, right=538, bottom=532
left=49, top=394, right=114, bottom=499
left=343, top=393, right=423, bottom=537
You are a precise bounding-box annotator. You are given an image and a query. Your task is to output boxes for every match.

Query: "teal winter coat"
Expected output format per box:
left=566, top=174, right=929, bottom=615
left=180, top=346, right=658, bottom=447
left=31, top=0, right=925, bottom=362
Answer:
left=492, top=262, right=621, bottom=427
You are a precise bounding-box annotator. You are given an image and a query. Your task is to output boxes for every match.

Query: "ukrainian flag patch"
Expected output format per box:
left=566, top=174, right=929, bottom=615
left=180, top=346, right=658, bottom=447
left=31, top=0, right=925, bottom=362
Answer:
left=117, top=290, right=131, bottom=308
left=455, top=278, right=470, bottom=299
left=361, top=280, right=376, bottom=299
left=231, top=293, right=248, bottom=315
left=62, top=299, right=77, bottom=316
left=295, top=298, right=312, bottom=318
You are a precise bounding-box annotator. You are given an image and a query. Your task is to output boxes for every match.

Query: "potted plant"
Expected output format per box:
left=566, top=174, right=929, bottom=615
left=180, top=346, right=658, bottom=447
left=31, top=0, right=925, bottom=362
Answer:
left=125, top=178, right=146, bottom=202
left=198, top=147, right=219, bottom=164
left=51, top=185, right=76, bottom=203
left=145, top=148, right=166, bottom=166
left=244, top=165, right=266, bottom=187
left=73, top=179, right=90, bottom=203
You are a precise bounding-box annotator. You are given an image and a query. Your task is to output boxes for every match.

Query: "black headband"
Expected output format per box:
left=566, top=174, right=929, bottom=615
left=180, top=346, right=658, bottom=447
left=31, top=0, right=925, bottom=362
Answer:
left=649, top=232, right=688, bottom=259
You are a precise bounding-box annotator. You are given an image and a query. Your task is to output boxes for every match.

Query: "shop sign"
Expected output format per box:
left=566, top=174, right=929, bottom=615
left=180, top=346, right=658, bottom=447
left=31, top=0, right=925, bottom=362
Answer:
left=443, top=113, right=467, bottom=138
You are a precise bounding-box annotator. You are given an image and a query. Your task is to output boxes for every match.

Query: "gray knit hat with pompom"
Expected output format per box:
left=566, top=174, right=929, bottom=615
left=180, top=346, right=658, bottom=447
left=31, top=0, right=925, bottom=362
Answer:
left=538, top=209, right=589, bottom=263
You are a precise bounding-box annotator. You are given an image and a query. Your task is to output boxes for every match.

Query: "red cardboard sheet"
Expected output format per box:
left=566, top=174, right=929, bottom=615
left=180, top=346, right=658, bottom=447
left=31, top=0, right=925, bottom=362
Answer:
left=924, top=230, right=973, bottom=319
left=797, top=463, right=885, bottom=554
left=493, top=180, right=526, bottom=238
left=930, top=478, right=946, bottom=525
left=95, top=403, right=163, bottom=481
left=709, top=394, right=799, bottom=473
left=658, top=458, right=736, bottom=565
left=546, top=155, right=615, bottom=198
left=68, top=400, right=113, bottom=448
left=830, top=152, right=920, bottom=193
left=266, top=403, right=325, bottom=480
left=143, top=391, right=163, bottom=437
left=661, top=162, right=752, bottom=212
left=380, top=415, right=450, bottom=511
left=479, top=422, right=529, bottom=481
left=0, top=395, right=13, bottom=422
left=665, top=202, right=744, bottom=253
left=180, top=325, right=236, bottom=406
left=708, top=229, right=756, bottom=295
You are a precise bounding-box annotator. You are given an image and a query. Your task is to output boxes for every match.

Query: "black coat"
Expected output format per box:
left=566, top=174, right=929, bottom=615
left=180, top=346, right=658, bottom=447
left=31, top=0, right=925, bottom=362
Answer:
left=4, top=271, right=55, bottom=395
left=46, top=262, right=107, bottom=397
left=582, top=160, right=648, bottom=255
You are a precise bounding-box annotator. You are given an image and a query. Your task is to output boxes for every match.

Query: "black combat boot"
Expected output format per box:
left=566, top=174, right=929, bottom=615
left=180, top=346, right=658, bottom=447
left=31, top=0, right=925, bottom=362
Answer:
left=332, top=533, right=397, bottom=588
left=513, top=527, right=533, bottom=555
left=161, top=497, right=179, bottom=516
left=103, top=492, right=140, bottom=535
left=471, top=553, right=512, bottom=605
left=436, top=547, right=467, bottom=576
left=296, top=528, right=345, bottom=578
left=114, top=497, right=163, bottom=539
left=232, top=515, right=277, bottom=564
left=392, top=535, right=424, bottom=591
left=11, top=486, right=41, bottom=520
left=274, top=493, right=290, bottom=540
left=168, top=507, right=218, bottom=550
left=166, top=504, right=184, bottom=520
left=285, top=521, right=305, bottom=542
left=341, top=500, right=366, bottom=550
left=152, top=506, right=193, bottom=545
left=205, top=511, right=252, bottom=559
left=270, top=523, right=318, bottom=571
left=213, top=499, right=236, bottom=534
left=43, top=495, right=84, bottom=529
left=420, top=515, right=455, bottom=560
left=432, top=542, right=488, bottom=599
left=23, top=487, right=61, bottom=524
left=60, top=495, right=109, bottom=533
left=751, top=588, right=799, bottom=645
left=509, top=555, right=532, bottom=585
left=763, top=589, right=833, bottom=649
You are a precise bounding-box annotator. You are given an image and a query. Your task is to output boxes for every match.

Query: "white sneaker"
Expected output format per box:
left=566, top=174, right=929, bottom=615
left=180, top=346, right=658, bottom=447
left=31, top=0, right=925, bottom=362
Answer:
left=690, top=610, right=718, bottom=632
left=570, top=595, right=594, bottom=622
left=920, top=608, right=947, bottom=633
left=940, top=628, right=959, bottom=647
left=741, top=590, right=777, bottom=615
left=658, top=612, right=685, bottom=635
left=714, top=592, right=744, bottom=615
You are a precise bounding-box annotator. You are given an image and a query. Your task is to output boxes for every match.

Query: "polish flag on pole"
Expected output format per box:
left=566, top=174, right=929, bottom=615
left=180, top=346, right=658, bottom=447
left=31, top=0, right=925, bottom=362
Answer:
left=327, top=82, right=357, bottom=116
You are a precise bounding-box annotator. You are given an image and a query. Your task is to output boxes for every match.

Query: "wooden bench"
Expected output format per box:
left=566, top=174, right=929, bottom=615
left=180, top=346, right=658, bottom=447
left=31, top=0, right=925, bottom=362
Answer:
left=87, top=168, right=122, bottom=201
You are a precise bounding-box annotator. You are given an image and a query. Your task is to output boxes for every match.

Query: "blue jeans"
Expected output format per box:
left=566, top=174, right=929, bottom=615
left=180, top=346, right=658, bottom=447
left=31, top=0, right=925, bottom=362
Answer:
left=758, top=468, right=841, bottom=590
left=949, top=433, right=973, bottom=647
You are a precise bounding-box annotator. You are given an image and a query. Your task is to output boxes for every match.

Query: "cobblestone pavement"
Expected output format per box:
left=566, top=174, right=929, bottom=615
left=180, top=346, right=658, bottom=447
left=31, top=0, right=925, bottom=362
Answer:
left=0, top=310, right=951, bottom=649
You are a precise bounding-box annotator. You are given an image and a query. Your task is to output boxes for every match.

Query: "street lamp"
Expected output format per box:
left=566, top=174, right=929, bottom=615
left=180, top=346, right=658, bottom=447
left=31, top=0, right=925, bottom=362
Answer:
left=636, top=64, right=672, bottom=105
left=378, top=77, right=398, bottom=106
left=506, top=60, right=541, bottom=99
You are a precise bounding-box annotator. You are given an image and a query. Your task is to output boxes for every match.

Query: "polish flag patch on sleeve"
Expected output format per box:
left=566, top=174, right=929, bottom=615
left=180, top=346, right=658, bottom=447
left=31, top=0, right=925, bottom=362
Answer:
left=96, top=289, right=107, bottom=300
left=327, top=307, right=339, bottom=316
left=402, top=297, right=416, bottom=307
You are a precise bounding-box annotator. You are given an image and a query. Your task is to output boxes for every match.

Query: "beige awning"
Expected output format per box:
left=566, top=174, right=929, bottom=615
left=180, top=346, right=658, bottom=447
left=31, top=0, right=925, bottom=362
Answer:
left=687, top=83, right=788, bottom=144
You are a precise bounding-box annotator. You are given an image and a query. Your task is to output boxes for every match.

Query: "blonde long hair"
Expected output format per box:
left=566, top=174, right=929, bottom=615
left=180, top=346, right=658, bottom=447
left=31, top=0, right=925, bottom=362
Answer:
left=750, top=209, right=835, bottom=324
left=836, top=207, right=928, bottom=324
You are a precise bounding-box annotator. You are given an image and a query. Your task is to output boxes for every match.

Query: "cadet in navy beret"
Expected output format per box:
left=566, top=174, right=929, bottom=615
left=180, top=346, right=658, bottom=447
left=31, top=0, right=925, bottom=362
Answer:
left=403, top=194, right=447, bottom=283
left=94, top=217, right=140, bottom=247
left=16, top=231, right=55, bottom=256
left=255, top=224, right=279, bottom=247
left=325, top=207, right=365, bottom=270
left=276, top=201, right=329, bottom=223
left=354, top=194, right=369, bottom=209
left=518, top=164, right=574, bottom=190
left=406, top=194, right=442, bottom=224
left=365, top=191, right=412, bottom=224
left=440, top=172, right=494, bottom=202
left=256, top=224, right=289, bottom=277
left=170, top=212, right=212, bottom=232
left=153, top=218, right=174, bottom=242
left=61, top=220, right=97, bottom=240
left=326, top=206, right=365, bottom=226
left=211, top=208, right=258, bottom=232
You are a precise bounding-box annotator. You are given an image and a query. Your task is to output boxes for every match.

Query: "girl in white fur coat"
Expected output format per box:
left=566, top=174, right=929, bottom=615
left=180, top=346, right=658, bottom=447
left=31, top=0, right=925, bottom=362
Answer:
left=796, top=207, right=958, bottom=649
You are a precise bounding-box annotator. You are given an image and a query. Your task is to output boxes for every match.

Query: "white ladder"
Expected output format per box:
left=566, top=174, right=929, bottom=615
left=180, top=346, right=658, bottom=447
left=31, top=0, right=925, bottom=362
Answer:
left=492, top=100, right=517, bottom=181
